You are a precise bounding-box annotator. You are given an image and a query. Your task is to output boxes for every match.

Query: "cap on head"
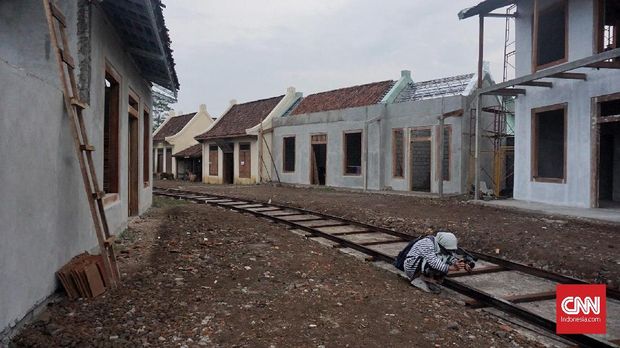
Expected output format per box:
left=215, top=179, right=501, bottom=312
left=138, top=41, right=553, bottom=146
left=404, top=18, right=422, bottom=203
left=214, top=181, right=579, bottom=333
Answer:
left=436, top=232, right=458, bottom=251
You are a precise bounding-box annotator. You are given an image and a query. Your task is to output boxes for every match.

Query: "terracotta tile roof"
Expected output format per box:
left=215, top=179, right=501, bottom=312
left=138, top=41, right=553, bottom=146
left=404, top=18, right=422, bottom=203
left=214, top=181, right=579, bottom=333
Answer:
left=395, top=73, right=475, bottom=102
left=173, top=144, right=202, bottom=158
left=195, top=96, right=284, bottom=141
left=153, top=113, right=195, bottom=141
left=290, top=80, right=394, bottom=115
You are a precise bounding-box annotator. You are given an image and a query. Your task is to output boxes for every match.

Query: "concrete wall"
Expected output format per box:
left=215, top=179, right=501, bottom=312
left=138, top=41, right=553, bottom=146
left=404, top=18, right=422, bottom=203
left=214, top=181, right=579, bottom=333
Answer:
left=512, top=0, right=620, bottom=207
left=0, top=0, right=153, bottom=335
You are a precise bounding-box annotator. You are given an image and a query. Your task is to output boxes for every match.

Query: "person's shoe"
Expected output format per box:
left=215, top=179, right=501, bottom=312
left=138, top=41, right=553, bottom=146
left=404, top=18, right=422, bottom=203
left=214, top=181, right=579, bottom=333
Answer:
left=410, top=277, right=431, bottom=293
left=426, top=282, right=442, bottom=294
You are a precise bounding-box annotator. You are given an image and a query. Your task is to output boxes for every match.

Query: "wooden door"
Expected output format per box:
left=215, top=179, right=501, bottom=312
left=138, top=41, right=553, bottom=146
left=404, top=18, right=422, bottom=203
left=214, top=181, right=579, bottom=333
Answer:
left=128, top=116, right=139, bottom=216
left=238, top=143, right=251, bottom=178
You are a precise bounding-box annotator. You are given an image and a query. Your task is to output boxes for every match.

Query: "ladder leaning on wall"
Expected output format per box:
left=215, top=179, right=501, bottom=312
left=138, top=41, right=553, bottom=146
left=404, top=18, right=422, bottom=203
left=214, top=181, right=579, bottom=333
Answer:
left=42, top=0, right=120, bottom=287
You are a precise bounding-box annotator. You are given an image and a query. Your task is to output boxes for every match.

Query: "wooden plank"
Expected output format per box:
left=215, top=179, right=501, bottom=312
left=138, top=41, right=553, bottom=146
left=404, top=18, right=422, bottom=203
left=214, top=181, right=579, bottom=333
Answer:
left=504, top=290, right=556, bottom=303
left=80, top=144, right=95, bottom=152
left=482, top=88, right=526, bottom=96
left=70, top=97, right=88, bottom=110
left=59, top=48, right=75, bottom=69
left=448, top=265, right=506, bottom=278
left=549, top=72, right=587, bottom=80
left=49, top=1, right=66, bottom=27
left=587, top=61, right=620, bottom=69
left=518, top=81, right=553, bottom=88
left=598, top=114, right=620, bottom=124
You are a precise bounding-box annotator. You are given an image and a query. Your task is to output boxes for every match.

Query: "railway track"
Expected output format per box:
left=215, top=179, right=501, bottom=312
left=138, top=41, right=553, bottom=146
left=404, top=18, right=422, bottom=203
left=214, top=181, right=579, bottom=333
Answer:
left=154, top=186, right=620, bottom=348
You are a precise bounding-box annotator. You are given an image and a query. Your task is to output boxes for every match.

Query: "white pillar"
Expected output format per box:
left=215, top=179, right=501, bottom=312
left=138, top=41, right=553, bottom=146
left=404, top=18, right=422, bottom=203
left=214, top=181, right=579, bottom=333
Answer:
left=163, top=147, right=167, bottom=173
left=153, top=148, right=158, bottom=173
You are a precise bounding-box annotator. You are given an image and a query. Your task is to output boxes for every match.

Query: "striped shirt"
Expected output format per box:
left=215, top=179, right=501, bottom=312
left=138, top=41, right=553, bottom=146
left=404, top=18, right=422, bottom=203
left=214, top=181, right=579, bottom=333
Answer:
left=403, top=237, right=454, bottom=279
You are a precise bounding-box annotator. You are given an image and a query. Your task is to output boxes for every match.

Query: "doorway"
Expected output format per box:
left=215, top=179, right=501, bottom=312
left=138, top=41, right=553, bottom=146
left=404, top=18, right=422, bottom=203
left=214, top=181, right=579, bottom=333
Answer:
left=156, top=149, right=163, bottom=173
left=310, top=134, right=327, bottom=185
left=598, top=122, right=620, bottom=207
left=595, top=94, right=620, bottom=208
left=238, top=143, right=251, bottom=179
left=223, top=151, right=234, bottom=184
left=128, top=116, right=139, bottom=216
left=410, top=128, right=431, bottom=192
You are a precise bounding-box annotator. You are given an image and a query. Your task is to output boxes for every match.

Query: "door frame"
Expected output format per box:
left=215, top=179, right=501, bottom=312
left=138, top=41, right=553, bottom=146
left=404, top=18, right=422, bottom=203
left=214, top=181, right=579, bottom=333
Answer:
left=309, top=133, right=328, bottom=185
left=128, top=111, right=140, bottom=216
left=408, top=126, right=432, bottom=192
left=591, top=91, right=620, bottom=208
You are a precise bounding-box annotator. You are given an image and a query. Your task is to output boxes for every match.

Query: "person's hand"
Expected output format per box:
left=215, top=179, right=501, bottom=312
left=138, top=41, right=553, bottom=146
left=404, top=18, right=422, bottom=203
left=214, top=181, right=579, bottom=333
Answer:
left=449, top=261, right=465, bottom=272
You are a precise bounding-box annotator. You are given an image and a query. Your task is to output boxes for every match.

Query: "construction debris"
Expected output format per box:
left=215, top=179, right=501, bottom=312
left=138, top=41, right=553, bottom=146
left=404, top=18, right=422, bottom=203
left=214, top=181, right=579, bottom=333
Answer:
left=56, top=253, right=108, bottom=300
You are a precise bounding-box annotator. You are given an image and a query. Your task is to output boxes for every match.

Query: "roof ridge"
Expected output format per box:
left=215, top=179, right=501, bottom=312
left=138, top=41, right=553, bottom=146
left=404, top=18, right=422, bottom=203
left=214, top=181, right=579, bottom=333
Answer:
left=305, top=80, right=395, bottom=97
left=234, top=95, right=285, bottom=107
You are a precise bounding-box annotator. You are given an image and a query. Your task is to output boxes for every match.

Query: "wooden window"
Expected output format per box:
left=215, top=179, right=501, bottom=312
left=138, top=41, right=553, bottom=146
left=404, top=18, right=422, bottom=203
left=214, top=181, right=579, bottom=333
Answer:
left=238, top=143, right=251, bottom=178
left=283, top=136, right=295, bottom=172
left=343, top=131, right=362, bottom=176
left=209, top=145, right=218, bottom=176
left=311, top=134, right=327, bottom=144
left=533, top=1, right=568, bottom=70
left=143, top=107, right=150, bottom=186
left=595, top=0, right=620, bottom=54
left=392, top=129, right=404, bottom=178
left=103, top=65, right=120, bottom=194
left=531, top=104, right=567, bottom=183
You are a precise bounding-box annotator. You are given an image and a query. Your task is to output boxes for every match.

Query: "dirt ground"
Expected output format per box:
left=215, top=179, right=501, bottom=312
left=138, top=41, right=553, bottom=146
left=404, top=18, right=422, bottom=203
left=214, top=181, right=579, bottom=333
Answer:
left=155, top=180, right=620, bottom=289
left=13, top=196, right=540, bottom=348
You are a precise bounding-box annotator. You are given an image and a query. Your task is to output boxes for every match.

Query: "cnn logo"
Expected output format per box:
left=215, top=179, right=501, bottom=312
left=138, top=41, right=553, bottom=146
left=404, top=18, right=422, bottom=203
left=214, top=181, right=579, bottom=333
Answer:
left=560, top=296, right=600, bottom=315
left=556, top=284, right=606, bottom=334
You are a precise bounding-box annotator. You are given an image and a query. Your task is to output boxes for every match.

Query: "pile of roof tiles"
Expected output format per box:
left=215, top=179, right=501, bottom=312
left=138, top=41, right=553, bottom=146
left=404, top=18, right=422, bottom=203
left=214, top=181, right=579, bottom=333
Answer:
left=56, top=253, right=109, bottom=299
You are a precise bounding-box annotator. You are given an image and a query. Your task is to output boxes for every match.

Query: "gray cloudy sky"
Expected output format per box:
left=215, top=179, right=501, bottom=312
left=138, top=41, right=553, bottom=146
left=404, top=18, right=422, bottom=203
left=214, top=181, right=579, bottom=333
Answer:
left=165, top=1, right=507, bottom=117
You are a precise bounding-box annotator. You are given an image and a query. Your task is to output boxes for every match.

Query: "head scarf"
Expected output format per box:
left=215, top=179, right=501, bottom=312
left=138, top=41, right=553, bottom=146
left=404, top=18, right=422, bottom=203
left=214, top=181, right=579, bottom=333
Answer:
left=435, top=231, right=458, bottom=252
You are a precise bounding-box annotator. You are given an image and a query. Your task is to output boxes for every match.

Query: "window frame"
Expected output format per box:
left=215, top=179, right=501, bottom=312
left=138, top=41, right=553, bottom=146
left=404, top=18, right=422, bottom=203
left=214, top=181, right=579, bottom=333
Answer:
left=342, top=130, right=363, bottom=176
left=594, top=0, right=620, bottom=54
left=282, top=136, right=296, bottom=173
left=530, top=103, right=568, bottom=183
left=392, top=128, right=405, bottom=178
left=532, top=0, right=569, bottom=72
left=103, top=60, right=121, bottom=198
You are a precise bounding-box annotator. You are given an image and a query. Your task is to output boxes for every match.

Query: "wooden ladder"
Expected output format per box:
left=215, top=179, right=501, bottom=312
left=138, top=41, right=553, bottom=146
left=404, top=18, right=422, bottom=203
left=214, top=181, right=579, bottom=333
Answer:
left=42, top=0, right=120, bottom=287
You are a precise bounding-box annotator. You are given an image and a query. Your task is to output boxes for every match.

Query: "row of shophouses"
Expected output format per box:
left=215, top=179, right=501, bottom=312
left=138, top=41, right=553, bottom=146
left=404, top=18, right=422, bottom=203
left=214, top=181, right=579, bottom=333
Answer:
left=154, top=70, right=503, bottom=197
left=156, top=0, right=620, bottom=211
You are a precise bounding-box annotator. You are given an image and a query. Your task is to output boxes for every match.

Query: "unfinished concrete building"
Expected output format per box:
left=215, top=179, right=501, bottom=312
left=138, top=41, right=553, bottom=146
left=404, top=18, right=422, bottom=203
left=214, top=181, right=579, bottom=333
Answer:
left=152, top=105, right=213, bottom=178
left=0, top=0, right=178, bottom=339
left=271, top=70, right=500, bottom=194
left=460, top=0, right=620, bottom=208
left=195, top=88, right=301, bottom=185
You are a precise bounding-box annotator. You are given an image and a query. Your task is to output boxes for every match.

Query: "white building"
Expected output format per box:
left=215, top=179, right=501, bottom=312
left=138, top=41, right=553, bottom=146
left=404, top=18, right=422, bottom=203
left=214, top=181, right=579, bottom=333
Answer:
left=460, top=0, right=620, bottom=208
left=152, top=105, right=214, bottom=178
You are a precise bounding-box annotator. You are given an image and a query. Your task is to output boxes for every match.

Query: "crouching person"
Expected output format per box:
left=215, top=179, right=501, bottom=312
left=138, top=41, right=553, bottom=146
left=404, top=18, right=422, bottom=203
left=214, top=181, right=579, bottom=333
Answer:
left=397, top=232, right=467, bottom=294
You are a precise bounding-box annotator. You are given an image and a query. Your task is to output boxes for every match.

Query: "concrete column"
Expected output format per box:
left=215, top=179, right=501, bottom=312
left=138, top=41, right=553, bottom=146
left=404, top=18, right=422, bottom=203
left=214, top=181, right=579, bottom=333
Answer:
left=153, top=148, right=158, bottom=173
left=163, top=147, right=167, bottom=173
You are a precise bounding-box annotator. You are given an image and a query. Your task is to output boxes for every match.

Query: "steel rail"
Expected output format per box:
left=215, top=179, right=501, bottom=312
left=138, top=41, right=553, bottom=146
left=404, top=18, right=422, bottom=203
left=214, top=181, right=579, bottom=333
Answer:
left=154, top=187, right=619, bottom=348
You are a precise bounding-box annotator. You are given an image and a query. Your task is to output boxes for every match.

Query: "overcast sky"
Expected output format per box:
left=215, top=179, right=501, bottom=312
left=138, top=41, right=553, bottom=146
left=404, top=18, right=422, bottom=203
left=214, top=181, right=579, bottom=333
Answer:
left=165, top=1, right=508, bottom=117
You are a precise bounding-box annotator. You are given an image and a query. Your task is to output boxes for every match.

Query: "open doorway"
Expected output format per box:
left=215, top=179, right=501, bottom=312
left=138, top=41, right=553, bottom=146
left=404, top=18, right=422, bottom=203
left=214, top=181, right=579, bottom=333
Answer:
left=310, top=134, right=327, bottom=185
left=596, top=96, right=620, bottom=208
left=222, top=146, right=234, bottom=184
left=127, top=93, right=140, bottom=216
left=410, top=128, right=431, bottom=192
